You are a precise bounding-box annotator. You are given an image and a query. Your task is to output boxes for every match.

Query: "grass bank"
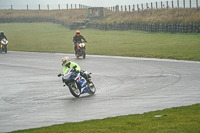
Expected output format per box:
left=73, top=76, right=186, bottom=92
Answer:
left=0, top=9, right=88, bottom=23
left=1, top=23, right=200, bottom=61
left=1, top=8, right=200, bottom=25
left=9, top=103, right=200, bottom=133
left=94, top=8, right=200, bottom=25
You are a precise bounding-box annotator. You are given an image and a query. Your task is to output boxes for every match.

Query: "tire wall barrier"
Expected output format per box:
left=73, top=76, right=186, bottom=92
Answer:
left=86, top=23, right=200, bottom=33
left=1, top=17, right=200, bottom=33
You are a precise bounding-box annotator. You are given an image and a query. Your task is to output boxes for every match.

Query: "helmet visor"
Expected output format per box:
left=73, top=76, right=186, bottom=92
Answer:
left=62, top=60, right=69, bottom=66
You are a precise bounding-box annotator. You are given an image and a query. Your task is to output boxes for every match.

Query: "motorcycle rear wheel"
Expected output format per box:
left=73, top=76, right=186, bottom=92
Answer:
left=69, top=82, right=81, bottom=98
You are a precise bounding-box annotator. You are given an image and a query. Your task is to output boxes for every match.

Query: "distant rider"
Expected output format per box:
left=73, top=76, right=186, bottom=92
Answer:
left=59, top=57, right=91, bottom=83
left=73, top=30, right=87, bottom=57
left=0, top=31, right=7, bottom=40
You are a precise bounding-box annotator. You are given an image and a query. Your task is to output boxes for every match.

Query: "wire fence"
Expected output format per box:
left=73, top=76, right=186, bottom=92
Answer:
left=107, top=0, right=200, bottom=12
left=0, top=0, right=199, bottom=10
left=0, top=4, right=89, bottom=10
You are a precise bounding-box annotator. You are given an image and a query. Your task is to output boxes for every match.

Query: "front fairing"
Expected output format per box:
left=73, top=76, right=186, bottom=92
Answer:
left=77, top=43, right=85, bottom=50
left=1, top=39, right=8, bottom=45
left=63, top=71, right=90, bottom=94
left=63, top=71, right=76, bottom=81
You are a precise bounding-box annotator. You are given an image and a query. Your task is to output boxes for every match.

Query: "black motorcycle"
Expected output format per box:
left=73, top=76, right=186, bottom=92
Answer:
left=75, top=41, right=87, bottom=59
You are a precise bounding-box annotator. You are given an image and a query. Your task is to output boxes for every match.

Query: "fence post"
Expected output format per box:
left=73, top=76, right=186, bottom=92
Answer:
left=146, top=3, right=148, bottom=9
left=183, top=0, right=185, bottom=8
left=66, top=4, right=68, bottom=9
left=177, top=0, right=179, bottom=8
left=151, top=2, right=153, bottom=9
left=39, top=4, right=40, bottom=10
left=47, top=4, right=49, bottom=10
left=129, top=5, right=130, bottom=11
left=141, top=4, right=143, bottom=10
left=75, top=4, right=76, bottom=9
left=137, top=4, right=139, bottom=12
left=190, top=0, right=191, bottom=8
left=156, top=2, right=158, bottom=9
left=167, top=1, right=168, bottom=9
left=11, top=5, right=13, bottom=9
left=58, top=4, right=60, bottom=10
left=133, top=5, right=135, bottom=11
left=27, top=5, right=28, bottom=10
left=197, top=0, right=199, bottom=8
left=125, top=5, right=127, bottom=11
left=71, top=4, right=72, bottom=9
left=172, top=1, right=174, bottom=9
left=161, top=2, right=162, bottom=9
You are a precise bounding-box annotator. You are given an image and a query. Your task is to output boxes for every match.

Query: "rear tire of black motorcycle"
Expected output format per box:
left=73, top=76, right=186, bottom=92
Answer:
left=82, top=50, right=86, bottom=59
left=68, top=82, right=81, bottom=98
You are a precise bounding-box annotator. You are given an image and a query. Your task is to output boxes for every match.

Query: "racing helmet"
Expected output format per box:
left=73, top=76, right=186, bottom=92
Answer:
left=76, top=30, right=80, bottom=36
left=61, top=57, right=70, bottom=66
left=0, top=31, right=4, bottom=35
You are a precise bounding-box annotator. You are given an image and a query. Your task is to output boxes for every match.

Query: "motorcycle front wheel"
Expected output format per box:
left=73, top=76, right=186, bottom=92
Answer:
left=82, top=50, right=86, bottom=59
left=88, top=82, right=96, bottom=95
left=68, top=82, right=81, bottom=98
left=4, top=45, right=7, bottom=53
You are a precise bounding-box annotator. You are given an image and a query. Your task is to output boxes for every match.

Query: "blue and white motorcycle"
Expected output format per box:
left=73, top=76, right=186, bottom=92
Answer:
left=58, top=66, right=96, bottom=98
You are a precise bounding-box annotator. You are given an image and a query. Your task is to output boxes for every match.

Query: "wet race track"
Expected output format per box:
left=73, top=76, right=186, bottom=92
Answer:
left=0, top=51, right=200, bottom=132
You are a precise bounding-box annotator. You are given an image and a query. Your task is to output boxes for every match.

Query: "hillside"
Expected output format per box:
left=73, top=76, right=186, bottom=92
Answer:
left=0, top=8, right=200, bottom=25
left=0, top=9, right=88, bottom=24
left=95, top=8, right=200, bottom=25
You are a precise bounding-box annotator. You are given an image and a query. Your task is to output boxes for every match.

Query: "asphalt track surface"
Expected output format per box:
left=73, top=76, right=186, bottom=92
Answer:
left=0, top=51, right=200, bottom=132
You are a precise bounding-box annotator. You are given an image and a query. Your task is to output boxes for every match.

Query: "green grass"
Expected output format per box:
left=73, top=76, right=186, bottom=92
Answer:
left=1, top=23, right=200, bottom=61
left=9, top=103, right=200, bottom=133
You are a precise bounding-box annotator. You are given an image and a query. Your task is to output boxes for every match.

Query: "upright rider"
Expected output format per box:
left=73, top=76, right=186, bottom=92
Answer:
left=0, top=31, right=7, bottom=40
left=73, top=30, right=87, bottom=57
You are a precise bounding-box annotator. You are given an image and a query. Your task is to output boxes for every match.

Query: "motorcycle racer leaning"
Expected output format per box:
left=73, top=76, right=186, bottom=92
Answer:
left=59, top=57, right=91, bottom=83
left=73, top=30, right=87, bottom=57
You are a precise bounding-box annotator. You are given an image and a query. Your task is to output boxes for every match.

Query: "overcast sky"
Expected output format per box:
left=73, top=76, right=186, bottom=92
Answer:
left=1, top=0, right=165, bottom=7
left=0, top=0, right=198, bottom=9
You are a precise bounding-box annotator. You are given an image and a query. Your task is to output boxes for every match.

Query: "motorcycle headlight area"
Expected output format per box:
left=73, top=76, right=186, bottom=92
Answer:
left=79, top=43, right=85, bottom=47
left=1, top=39, right=8, bottom=44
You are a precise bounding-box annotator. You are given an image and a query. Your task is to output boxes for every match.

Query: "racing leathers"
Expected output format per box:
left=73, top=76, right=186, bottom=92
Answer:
left=73, top=35, right=87, bottom=54
left=0, top=34, right=7, bottom=41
